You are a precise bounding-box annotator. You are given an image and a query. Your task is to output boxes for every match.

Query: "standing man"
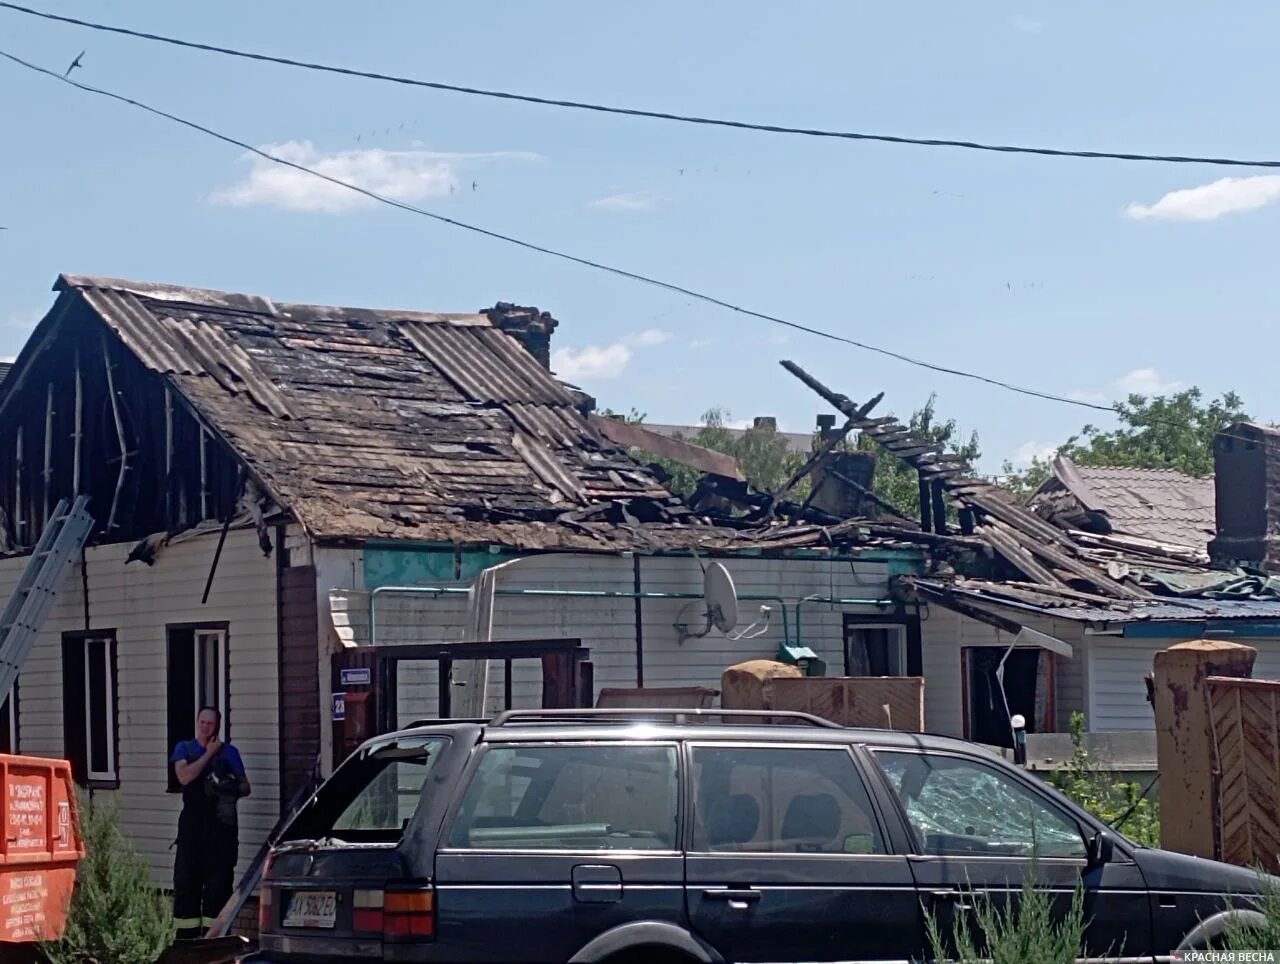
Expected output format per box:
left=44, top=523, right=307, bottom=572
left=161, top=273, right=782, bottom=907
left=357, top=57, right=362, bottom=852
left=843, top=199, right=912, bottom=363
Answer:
left=170, top=706, right=250, bottom=939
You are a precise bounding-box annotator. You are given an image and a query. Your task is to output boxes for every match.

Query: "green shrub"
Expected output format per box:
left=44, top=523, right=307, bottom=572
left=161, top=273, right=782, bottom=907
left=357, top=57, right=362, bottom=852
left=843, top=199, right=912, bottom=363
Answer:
left=42, top=793, right=175, bottom=964
left=1224, top=871, right=1280, bottom=951
left=1049, top=711, right=1160, bottom=848
left=925, top=867, right=1088, bottom=963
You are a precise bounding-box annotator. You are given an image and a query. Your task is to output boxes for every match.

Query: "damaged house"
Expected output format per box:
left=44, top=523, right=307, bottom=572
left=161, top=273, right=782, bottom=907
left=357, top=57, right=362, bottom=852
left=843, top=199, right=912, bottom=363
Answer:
left=1, top=274, right=1280, bottom=887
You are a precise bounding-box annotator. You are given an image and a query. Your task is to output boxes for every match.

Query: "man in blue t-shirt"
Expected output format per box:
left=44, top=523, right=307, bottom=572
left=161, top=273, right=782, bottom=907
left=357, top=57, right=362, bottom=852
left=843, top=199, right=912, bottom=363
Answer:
left=169, top=706, right=250, bottom=939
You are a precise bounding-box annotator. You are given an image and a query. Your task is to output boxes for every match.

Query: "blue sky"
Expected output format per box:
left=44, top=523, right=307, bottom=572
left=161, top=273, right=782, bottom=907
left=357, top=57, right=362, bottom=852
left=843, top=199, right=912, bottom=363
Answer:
left=1, top=2, right=1277, bottom=472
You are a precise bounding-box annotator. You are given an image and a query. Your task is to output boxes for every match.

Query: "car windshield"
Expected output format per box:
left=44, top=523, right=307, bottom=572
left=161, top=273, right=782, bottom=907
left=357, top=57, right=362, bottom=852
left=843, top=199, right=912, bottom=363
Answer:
left=283, top=735, right=448, bottom=844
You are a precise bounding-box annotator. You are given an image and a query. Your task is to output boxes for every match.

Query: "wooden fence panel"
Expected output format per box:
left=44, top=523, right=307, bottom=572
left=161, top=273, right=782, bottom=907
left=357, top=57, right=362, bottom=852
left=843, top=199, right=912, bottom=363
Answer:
left=1206, top=676, right=1280, bottom=872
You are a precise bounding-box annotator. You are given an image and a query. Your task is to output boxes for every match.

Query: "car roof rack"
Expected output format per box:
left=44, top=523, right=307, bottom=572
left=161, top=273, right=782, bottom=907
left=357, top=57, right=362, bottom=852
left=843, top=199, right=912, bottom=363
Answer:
left=486, top=708, right=843, bottom=729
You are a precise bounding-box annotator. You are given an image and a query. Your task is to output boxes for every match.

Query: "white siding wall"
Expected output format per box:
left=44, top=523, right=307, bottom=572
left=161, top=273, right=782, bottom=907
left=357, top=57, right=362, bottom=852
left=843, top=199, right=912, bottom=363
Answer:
left=0, top=529, right=279, bottom=885
left=1088, top=634, right=1280, bottom=731
left=330, top=553, right=894, bottom=726
left=918, top=607, right=1088, bottom=738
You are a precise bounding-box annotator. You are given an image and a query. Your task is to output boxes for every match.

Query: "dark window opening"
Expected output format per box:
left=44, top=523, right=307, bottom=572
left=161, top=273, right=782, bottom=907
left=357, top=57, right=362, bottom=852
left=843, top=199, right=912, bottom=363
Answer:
left=0, top=684, right=18, bottom=754
left=965, top=646, right=1050, bottom=748
left=166, top=624, right=229, bottom=792
left=844, top=610, right=922, bottom=677
left=61, top=632, right=118, bottom=787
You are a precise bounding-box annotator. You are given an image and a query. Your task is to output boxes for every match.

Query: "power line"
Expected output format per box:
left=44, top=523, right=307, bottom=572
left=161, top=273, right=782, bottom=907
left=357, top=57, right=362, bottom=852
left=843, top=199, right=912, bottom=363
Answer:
left=4, top=1, right=1280, bottom=170
left=0, top=46, right=1121, bottom=416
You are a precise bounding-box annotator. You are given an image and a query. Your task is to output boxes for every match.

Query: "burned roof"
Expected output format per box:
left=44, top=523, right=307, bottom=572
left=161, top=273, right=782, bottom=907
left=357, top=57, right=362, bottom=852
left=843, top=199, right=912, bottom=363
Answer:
left=55, top=274, right=717, bottom=550
left=1028, top=455, right=1215, bottom=555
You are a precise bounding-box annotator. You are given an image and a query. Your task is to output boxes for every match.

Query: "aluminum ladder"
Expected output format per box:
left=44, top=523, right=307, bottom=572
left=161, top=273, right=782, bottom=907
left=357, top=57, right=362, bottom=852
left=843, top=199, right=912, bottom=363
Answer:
left=0, top=496, right=94, bottom=698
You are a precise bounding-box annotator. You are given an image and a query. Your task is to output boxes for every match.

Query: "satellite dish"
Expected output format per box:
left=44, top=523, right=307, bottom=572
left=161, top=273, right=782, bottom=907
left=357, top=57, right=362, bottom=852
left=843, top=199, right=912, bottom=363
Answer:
left=703, top=563, right=739, bottom=634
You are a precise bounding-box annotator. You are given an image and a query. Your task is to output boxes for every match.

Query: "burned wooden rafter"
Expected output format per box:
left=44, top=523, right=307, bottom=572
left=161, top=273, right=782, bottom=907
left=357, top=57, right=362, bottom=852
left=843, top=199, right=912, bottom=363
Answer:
left=820, top=466, right=918, bottom=526
left=780, top=359, right=1145, bottom=599
left=101, top=333, right=131, bottom=532
left=72, top=347, right=83, bottom=496
left=42, top=383, right=53, bottom=526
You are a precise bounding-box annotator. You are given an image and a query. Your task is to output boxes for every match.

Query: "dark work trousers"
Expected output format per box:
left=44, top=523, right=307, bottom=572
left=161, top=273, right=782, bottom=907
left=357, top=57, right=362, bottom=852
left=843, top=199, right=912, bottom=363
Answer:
left=173, top=808, right=238, bottom=939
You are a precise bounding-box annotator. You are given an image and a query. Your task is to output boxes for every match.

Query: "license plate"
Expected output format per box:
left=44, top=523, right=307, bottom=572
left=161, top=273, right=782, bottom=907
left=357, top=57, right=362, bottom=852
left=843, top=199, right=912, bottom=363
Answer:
left=284, top=890, right=337, bottom=928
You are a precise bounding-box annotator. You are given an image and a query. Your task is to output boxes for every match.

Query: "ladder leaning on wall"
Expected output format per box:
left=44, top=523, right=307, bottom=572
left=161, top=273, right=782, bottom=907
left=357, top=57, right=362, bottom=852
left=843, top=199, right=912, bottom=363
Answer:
left=0, top=497, right=94, bottom=699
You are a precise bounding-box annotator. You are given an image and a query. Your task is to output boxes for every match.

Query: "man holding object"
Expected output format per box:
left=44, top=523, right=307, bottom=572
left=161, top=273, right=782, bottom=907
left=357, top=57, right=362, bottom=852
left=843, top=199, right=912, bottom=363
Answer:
left=170, top=706, right=250, bottom=939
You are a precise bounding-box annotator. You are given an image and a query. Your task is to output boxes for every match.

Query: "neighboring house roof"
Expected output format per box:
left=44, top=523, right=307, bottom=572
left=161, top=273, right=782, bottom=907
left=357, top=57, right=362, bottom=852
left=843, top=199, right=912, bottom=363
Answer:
left=1028, top=455, right=1215, bottom=553
left=643, top=421, right=813, bottom=455
left=0, top=362, right=11, bottom=384
left=49, top=275, right=710, bottom=550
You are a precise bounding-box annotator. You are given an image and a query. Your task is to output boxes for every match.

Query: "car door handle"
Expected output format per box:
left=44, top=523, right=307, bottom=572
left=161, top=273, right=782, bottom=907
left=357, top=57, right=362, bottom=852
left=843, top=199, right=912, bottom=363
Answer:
left=927, top=888, right=975, bottom=912
left=704, top=888, right=762, bottom=907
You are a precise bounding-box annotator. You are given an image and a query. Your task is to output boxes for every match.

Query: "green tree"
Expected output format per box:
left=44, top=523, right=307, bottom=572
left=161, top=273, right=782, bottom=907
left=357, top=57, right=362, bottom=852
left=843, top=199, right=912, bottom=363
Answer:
left=1003, top=388, right=1251, bottom=499
left=43, top=795, right=176, bottom=964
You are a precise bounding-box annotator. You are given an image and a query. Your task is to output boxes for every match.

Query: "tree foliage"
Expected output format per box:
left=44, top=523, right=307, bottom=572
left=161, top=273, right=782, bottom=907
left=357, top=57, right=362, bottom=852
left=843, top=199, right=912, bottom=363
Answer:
left=1003, top=388, right=1252, bottom=499
left=43, top=795, right=176, bottom=964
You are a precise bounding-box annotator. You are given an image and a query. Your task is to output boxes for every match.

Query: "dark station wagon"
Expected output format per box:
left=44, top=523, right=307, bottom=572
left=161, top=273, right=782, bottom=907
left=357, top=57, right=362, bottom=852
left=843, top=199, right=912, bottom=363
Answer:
left=251, top=709, right=1271, bottom=963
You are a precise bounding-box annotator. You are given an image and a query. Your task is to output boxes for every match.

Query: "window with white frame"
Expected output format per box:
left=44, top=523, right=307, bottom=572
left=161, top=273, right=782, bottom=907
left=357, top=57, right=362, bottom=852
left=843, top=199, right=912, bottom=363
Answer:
left=167, top=624, right=229, bottom=792
left=61, top=632, right=118, bottom=786
left=845, top=622, right=908, bottom=676
left=195, top=629, right=227, bottom=716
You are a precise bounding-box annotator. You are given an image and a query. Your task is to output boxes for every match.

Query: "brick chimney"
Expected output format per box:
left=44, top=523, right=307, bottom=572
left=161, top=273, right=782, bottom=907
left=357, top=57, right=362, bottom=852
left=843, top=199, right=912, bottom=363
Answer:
left=1209, top=422, right=1280, bottom=572
left=483, top=302, right=559, bottom=369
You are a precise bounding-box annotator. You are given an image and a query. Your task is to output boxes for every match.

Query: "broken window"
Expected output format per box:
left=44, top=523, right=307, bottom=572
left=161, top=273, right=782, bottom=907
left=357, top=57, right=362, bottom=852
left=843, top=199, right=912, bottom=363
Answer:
left=875, top=750, right=1085, bottom=859
left=964, top=646, right=1054, bottom=747
left=61, top=632, right=119, bottom=787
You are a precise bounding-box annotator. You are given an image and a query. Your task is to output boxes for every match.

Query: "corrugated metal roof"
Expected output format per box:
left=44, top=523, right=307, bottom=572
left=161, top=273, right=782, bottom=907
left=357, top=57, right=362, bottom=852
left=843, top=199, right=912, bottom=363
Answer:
left=1031, top=456, right=1215, bottom=551
left=0, top=362, right=11, bottom=384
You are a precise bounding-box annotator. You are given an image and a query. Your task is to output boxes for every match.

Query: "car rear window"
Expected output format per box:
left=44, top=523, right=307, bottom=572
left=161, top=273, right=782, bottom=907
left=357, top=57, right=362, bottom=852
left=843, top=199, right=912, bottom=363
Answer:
left=285, top=735, right=448, bottom=843
left=446, top=744, right=679, bottom=851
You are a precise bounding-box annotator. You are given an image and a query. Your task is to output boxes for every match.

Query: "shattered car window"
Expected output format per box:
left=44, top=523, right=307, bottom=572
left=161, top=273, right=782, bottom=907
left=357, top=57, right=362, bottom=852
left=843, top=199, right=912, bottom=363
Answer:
left=875, top=751, right=1086, bottom=859
left=287, top=736, right=448, bottom=842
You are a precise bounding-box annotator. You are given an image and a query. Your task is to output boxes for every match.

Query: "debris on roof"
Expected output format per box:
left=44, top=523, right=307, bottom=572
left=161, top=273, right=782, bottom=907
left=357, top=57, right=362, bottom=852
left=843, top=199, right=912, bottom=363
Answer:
left=1028, top=455, right=1215, bottom=556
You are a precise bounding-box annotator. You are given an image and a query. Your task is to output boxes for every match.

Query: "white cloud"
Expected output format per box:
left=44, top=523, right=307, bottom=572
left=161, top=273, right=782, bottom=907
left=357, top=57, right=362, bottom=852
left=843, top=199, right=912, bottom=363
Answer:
left=1009, top=440, right=1058, bottom=469
left=1125, top=175, right=1280, bottom=222
left=1113, top=367, right=1183, bottom=396
left=552, top=329, right=671, bottom=381
left=0, top=355, right=14, bottom=363
left=688, top=338, right=713, bottom=350
left=1013, top=15, right=1045, bottom=33
left=591, top=191, right=663, bottom=212
left=210, top=140, right=536, bottom=213
left=626, top=329, right=670, bottom=347
left=552, top=343, right=633, bottom=380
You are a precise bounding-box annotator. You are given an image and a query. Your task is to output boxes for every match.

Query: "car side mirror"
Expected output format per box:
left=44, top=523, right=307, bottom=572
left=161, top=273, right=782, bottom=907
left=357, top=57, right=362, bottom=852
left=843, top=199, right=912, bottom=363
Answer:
left=1085, top=830, right=1114, bottom=869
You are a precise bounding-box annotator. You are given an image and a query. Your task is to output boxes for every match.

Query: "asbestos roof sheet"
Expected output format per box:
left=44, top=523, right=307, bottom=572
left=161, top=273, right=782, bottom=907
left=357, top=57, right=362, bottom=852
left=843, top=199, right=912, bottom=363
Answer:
left=1032, top=456, right=1216, bottom=551
left=56, top=275, right=695, bottom=549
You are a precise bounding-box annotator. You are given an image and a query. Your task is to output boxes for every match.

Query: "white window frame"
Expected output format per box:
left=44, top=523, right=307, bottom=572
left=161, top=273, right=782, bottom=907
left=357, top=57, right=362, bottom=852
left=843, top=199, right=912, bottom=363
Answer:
left=845, top=623, right=909, bottom=676
left=193, top=629, right=228, bottom=726
left=82, top=636, right=117, bottom=784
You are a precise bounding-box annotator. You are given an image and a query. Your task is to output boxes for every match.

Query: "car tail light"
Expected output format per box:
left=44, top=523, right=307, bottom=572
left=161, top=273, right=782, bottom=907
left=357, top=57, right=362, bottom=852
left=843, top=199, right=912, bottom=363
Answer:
left=351, top=883, right=435, bottom=940
left=383, top=885, right=435, bottom=939
left=352, top=888, right=384, bottom=933
left=258, top=886, right=273, bottom=932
